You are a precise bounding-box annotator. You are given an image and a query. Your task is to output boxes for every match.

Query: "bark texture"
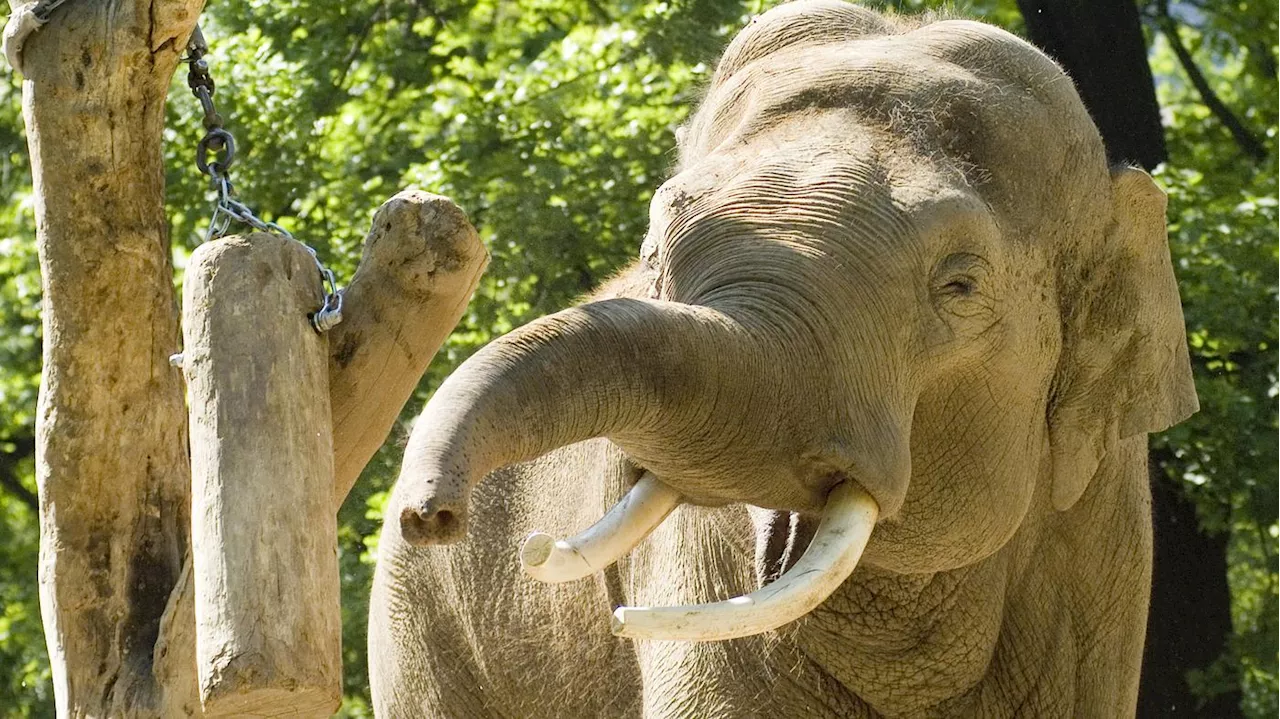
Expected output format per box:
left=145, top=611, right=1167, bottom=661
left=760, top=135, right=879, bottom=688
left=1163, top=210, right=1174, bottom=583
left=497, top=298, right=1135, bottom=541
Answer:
left=20, top=1, right=203, bottom=716
left=182, top=234, right=341, bottom=717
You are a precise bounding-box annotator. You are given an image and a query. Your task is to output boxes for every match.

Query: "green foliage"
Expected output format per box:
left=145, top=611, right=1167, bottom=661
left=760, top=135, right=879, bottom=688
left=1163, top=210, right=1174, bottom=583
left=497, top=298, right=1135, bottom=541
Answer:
left=0, top=1, right=1273, bottom=716
left=1142, top=0, right=1279, bottom=712
left=0, top=49, right=54, bottom=716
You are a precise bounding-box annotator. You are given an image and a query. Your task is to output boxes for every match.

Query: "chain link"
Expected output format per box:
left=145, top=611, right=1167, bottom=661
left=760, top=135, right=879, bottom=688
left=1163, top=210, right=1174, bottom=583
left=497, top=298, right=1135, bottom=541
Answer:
left=182, top=24, right=343, bottom=333
left=30, top=0, right=71, bottom=24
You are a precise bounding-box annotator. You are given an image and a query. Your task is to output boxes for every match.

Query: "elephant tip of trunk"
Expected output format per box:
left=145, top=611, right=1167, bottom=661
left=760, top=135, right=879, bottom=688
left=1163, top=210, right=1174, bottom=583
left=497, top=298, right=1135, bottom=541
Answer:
left=399, top=500, right=468, bottom=546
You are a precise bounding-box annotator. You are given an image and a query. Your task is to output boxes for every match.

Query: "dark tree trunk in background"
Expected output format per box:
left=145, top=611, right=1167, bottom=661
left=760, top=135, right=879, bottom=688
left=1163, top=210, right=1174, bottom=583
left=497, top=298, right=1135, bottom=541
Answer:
left=1015, top=2, right=1241, bottom=715
left=1017, top=0, right=1167, bottom=168
left=1139, top=462, right=1242, bottom=717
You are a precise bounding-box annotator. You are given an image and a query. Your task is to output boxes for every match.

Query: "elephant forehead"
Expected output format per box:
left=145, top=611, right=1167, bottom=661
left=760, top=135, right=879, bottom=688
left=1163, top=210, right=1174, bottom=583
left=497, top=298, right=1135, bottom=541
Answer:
left=646, top=138, right=984, bottom=323
left=654, top=134, right=906, bottom=251
left=655, top=114, right=988, bottom=246
left=684, top=20, right=1102, bottom=195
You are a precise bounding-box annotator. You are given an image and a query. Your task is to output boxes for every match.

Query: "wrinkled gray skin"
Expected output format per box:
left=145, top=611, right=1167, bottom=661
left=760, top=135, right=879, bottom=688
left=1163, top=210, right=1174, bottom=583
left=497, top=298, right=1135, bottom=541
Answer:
left=370, top=2, right=1198, bottom=717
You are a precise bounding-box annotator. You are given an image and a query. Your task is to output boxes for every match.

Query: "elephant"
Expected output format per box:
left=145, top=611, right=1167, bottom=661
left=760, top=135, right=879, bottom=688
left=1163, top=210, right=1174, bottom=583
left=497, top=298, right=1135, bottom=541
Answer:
left=370, top=1, right=1198, bottom=716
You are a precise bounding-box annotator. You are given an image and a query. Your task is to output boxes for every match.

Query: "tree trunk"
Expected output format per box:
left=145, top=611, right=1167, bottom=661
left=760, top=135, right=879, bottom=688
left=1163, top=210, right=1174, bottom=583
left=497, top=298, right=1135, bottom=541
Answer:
left=1138, top=453, right=1242, bottom=718
left=1016, top=0, right=1167, bottom=168
left=19, top=1, right=203, bottom=715
left=14, top=0, right=488, bottom=710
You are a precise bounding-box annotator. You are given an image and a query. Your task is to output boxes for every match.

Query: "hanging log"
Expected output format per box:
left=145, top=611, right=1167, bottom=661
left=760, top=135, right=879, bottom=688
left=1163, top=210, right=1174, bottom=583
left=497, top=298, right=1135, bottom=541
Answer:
left=155, top=190, right=487, bottom=717
left=181, top=233, right=341, bottom=717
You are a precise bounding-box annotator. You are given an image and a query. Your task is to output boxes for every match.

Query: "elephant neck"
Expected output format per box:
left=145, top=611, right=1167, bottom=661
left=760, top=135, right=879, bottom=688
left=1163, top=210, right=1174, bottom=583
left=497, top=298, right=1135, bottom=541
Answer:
left=804, top=556, right=1015, bottom=709
left=785, top=436, right=1152, bottom=714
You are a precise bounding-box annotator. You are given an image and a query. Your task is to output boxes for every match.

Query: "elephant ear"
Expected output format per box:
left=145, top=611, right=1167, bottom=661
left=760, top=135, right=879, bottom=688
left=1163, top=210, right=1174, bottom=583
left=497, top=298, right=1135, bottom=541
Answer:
left=1048, top=167, right=1198, bottom=512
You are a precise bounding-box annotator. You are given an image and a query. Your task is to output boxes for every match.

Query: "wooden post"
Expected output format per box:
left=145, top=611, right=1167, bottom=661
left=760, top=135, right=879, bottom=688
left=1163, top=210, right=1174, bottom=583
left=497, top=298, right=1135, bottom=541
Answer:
left=13, top=3, right=202, bottom=714
left=181, top=233, right=341, bottom=717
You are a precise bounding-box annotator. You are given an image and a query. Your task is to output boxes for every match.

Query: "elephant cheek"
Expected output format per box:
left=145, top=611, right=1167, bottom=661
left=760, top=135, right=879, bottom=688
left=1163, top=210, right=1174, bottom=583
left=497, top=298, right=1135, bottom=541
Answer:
left=867, top=393, right=1046, bottom=573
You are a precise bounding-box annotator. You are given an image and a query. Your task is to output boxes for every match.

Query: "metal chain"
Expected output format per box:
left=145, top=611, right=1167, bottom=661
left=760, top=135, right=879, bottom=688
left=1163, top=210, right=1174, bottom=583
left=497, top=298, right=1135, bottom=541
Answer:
left=29, top=0, right=71, bottom=23
left=182, top=25, right=343, bottom=333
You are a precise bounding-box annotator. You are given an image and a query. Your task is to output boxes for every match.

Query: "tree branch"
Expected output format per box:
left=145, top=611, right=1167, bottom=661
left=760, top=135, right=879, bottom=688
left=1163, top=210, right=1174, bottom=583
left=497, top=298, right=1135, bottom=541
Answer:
left=333, top=3, right=384, bottom=97
left=1155, top=0, right=1268, bottom=162
left=326, top=190, right=488, bottom=504
left=584, top=0, right=612, bottom=24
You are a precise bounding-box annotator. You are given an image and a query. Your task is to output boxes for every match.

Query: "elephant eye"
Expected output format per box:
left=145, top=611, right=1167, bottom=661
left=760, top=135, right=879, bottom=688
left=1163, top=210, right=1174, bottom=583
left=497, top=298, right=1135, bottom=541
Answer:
left=940, top=277, right=978, bottom=297
left=931, top=253, right=994, bottom=318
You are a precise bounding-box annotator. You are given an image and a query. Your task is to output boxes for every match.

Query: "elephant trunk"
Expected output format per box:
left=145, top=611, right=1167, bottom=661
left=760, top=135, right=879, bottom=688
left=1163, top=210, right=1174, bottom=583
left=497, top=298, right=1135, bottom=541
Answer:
left=393, top=297, right=757, bottom=545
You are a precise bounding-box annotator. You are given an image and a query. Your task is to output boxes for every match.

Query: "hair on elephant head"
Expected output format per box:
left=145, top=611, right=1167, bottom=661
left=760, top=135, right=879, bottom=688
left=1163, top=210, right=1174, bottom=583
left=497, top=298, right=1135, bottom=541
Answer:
left=388, top=0, right=1195, bottom=645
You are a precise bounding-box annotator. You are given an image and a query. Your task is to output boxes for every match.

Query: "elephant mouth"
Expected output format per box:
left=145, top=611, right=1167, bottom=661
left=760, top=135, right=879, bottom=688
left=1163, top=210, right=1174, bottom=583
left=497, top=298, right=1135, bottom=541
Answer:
left=520, top=473, right=879, bottom=642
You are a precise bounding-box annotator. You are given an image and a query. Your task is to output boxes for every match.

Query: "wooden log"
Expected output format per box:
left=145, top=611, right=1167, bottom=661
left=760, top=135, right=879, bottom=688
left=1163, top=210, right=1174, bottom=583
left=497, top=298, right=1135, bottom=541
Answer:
left=155, top=191, right=487, bottom=717
left=326, top=190, right=488, bottom=504
left=181, top=233, right=341, bottom=718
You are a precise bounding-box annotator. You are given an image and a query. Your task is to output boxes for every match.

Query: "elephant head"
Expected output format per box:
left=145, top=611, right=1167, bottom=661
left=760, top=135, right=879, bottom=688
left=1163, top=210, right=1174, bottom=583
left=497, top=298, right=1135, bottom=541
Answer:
left=390, top=0, right=1197, bottom=640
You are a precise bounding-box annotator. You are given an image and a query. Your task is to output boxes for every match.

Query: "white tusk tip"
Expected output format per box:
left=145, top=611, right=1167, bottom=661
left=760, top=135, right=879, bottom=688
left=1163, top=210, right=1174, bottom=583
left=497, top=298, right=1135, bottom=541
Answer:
left=517, top=473, right=681, bottom=584
left=520, top=532, right=556, bottom=569
left=610, top=606, right=637, bottom=637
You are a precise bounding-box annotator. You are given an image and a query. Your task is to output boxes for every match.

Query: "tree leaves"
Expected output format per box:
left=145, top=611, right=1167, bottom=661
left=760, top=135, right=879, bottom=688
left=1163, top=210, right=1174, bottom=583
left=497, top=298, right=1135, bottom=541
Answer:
left=1143, top=1, right=1278, bottom=712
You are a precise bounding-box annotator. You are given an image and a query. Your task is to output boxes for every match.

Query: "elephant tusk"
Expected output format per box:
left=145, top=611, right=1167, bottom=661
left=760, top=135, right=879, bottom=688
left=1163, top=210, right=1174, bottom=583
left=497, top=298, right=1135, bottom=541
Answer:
left=520, top=472, right=681, bottom=583
left=610, top=482, right=878, bottom=642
